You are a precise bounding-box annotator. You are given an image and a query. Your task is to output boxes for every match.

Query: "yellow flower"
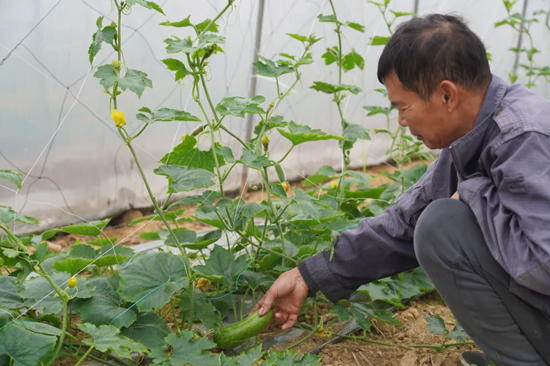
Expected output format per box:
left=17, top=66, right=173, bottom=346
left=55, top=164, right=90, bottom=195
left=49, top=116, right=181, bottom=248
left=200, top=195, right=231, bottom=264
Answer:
left=330, top=180, right=339, bottom=189
left=181, top=135, right=186, bottom=142
left=68, top=277, right=78, bottom=288
left=281, top=181, right=290, bottom=193
left=196, top=278, right=211, bottom=292
left=111, top=109, right=126, bottom=127
left=315, top=325, right=330, bottom=338
left=112, top=60, right=121, bottom=68
left=261, top=135, right=270, bottom=146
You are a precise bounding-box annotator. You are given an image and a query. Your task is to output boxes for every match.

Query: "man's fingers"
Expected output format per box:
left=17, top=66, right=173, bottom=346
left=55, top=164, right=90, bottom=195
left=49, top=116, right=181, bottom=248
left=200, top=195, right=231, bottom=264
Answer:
left=281, top=313, right=298, bottom=330
left=274, top=310, right=288, bottom=324
left=258, top=290, right=276, bottom=316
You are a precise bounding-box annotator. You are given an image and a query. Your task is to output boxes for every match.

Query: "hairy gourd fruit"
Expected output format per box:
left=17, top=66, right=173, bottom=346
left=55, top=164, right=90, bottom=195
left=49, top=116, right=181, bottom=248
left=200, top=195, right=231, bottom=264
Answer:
left=214, top=309, right=274, bottom=349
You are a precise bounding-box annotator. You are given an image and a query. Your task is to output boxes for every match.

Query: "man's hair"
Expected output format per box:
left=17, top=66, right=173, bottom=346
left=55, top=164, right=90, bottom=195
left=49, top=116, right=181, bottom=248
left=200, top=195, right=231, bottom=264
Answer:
left=377, top=14, right=492, bottom=100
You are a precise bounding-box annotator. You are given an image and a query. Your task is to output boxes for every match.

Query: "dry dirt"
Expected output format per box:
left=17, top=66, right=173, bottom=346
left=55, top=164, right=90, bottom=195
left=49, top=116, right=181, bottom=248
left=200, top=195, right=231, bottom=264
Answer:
left=49, top=161, right=481, bottom=365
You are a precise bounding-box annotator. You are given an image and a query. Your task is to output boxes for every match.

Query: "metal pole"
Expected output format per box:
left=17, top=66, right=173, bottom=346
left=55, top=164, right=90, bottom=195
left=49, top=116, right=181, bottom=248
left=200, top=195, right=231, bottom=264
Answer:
left=413, top=0, right=419, bottom=15
left=240, top=0, right=266, bottom=197
left=512, top=0, right=529, bottom=76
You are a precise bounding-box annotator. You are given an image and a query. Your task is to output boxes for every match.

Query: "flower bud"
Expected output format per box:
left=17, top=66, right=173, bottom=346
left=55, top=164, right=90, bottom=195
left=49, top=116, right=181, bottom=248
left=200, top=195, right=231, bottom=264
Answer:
left=112, top=60, right=121, bottom=68
left=196, top=278, right=211, bottom=292
left=330, top=180, right=339, bottom=189
left=68, top=277, right=78, bottom=288
left=261, top=135, right=270, bottom=146
left=281, top=181, right=290, bottom=192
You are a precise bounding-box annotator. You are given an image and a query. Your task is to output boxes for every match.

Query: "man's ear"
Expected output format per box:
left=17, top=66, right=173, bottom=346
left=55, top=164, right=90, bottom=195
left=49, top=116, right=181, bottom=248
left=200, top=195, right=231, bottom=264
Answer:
left=439, top=80, right=459, bottom=111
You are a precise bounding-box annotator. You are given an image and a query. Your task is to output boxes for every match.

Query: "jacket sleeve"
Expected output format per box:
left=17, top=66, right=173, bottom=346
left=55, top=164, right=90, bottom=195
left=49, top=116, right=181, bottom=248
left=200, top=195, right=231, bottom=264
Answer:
left=298, top=161, right=437, bottom=303
left=458, top=132, right=550, bottom=297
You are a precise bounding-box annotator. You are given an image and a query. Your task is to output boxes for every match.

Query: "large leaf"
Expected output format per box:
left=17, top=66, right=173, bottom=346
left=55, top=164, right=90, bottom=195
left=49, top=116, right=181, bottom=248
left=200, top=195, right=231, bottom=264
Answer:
left=215, top=96, right=266, bottom=118
left=343, top=123, right=370, bottom=142
left=238, top=150, right=271, bottom=170
left=41, top=218, right=110, bottom=240
left=0, top=277, right=28, bottom=310
left=118, top=252, right=188, bottom=312
left=137, top=107, right=200, bottom=124
left=164, top=227, right=197, bottom=247
left=425, top=315, right=446, bottom=335
left=78, top=323, right=148, bottom=359
left=278, top=122, right=344, bottom=146
left=260, top=350, right=321, bottom=366
left=154, top=165, right=215, bottom=192
left=94, top=65, right=152, bottom=98
left=0, top=206, right=38, bottom=225
left=165, top=37, right=197, bottom=54
left=181, top=229, right=222, bottom=250
left=0, top=323, right=56, bottom=366
left=180, top=294, right=222, bottom=330
left=356, top=281, right=404, bottom=307
left=310, top=81, right=362, bottom=95
left=193, top=245, right=249, bottom=286
left=159, top=135, right=225, bottom=172
left=369, top=35, right=390, bottom=46
left=239, top=270, right=274, bottom=290
left=221, top=345, right=263, bottom=366
left=120, top=311, right=170, bottom=349
left=19, top=273, right=95, bottom=315
left=253, top=59, right=294, bottom=78
left=88, top=16, right=116, bottom=64
left=151, top=332, right=219, bottom=366
left=446, top=322, right=468, bottom=342
left=51, top=258, right=94, bottom=276
left=70, top=277, right=136, bottom=328
left=0, top=170, right=22, bottom=190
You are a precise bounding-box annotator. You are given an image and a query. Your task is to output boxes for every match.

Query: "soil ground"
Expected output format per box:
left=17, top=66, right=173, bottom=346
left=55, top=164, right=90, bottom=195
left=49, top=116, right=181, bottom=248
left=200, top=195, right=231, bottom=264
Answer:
left=50, top=161, right=480, bottom=365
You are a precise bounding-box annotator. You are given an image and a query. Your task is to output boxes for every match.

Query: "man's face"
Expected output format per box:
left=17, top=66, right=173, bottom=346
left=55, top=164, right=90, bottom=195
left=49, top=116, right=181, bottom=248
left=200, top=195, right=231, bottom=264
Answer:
left=384, top=72, right=459, bottom=149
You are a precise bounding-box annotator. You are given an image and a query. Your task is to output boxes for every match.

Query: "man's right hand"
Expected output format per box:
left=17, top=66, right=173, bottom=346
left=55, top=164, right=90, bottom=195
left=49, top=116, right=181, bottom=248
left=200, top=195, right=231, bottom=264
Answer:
left=253, top=267, right=309, bottom=330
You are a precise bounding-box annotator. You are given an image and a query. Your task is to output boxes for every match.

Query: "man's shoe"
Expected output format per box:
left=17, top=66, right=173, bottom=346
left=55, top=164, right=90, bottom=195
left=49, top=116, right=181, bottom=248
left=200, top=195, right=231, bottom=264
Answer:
left=460, top=352, right=492, bottom=366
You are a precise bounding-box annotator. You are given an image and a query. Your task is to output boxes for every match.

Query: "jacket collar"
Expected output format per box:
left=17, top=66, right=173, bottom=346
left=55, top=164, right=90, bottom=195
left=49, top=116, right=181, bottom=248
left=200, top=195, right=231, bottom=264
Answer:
left=448, top=74, right=508, bottom=178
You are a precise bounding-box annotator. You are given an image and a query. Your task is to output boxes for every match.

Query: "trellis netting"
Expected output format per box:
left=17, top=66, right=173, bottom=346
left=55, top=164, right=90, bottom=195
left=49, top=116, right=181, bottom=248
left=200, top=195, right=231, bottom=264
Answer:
left=1, top=0, right=549, bottom=233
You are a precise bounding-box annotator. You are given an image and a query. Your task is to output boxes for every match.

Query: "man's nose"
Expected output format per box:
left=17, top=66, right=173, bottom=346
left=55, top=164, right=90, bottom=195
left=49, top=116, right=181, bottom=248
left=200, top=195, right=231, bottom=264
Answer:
left=398, top=111, right=407, bottom=127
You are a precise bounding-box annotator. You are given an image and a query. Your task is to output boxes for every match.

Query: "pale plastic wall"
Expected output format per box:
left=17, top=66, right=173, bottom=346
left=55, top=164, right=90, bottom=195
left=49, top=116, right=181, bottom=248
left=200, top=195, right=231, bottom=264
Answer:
left=0, top=0, right=548, bottom=232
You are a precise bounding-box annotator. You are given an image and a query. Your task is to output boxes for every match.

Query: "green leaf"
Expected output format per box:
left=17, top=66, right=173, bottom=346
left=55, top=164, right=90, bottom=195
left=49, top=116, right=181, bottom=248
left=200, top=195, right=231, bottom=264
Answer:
left=154, top=165, right=215, bottom=192
left=0, top=323, right=56, bottom=366
left=94, top=65, right=152, bottom=98
left=180, top=294, right=222, bottom=329
left=238, top=150, right=272, bottom=170
left=165, top=37, right=197, bottom=54
left=16, top=320, right=62, bottom=336
left=215, top=96, right=266, bottom=118
left=286, top=33, right=308, bottom=42
left=196, top=19, right=220, bottom=33
left=278, top=121, right=345, bottom=146
left=198, top=33, right=226, bottom=47
left=240, top=270, right=274, bottom=290
left=51, top=258, right=94, bottom=275
left=20, top=273, right=95, bottom=315
left=0, top=170, right=22, bottom=190
left=69, top=244, right=97, bottom=259
left=125, top=0, right=165, bottom=14
left=343, top=123, right=370, bottom=142
left=317, top=14, right=338, bottom=23
left=446, top=322, right=468, bottom=342
left=363, top=105, right=392, bottom=116
left=70, top=277, right=137, bottom=328
left=342, top=50, right=364, bottom=71
left=217, top=146, right=235, bottom=164
left=261, top=350, right=321, bottom=366
left=0, top=206, right=38, bottom=225
left=174, top=191, right=220, bottom=207
left=221, top=345, right=263, bottom=366
left=159, top=135, right=224, bottom=173
left=41, top=219, right=110, bottom=240
left=345, top=21, right=365, bottom=32
left=193, top=245, right=249, bottom=286
left=164, top=227, right=196, bottom=247
left=356, top=281, right=404, bottom=308
left=161, top=58, right=192, bottom=81
left=88, top=16, right=117, bottom=64
left=321, top=47, right=338, bottom=66
left=120, top=311, right=170, bottom=349
left=310, top=81, right=362, bottom=95
left=181, top=229, right=222, bottom=250
left=152, top=332, right=219, bottom=366
left=137, top=107, right=200, bottom=124
left=78, top=323, right=148, bottom=359
left=369, top=36, right=390, bottom=45
left=425, top=315, right=447, bottom=335
left=0, top=277, right=28, bottom=310
left=253, top=59, right=294, bottom=78
left=118, top=252, right=188, bottom=312
left=389, top=10, right=416, bottom=18
left=160, top=15, right=192, bottom=27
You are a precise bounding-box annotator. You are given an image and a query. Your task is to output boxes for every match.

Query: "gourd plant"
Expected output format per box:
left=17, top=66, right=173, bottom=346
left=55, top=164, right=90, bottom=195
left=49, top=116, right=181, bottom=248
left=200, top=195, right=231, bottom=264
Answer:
left=0, top=1, right=439, bottom=365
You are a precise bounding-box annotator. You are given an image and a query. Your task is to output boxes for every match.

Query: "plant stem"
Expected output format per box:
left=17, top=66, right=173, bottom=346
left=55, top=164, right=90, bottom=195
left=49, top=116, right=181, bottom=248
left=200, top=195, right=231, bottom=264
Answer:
left=240, top=286, right=250, bottom=321
left=408, top=341, right=476, bottom=350
left=170, top=299, right=181, bottom=335
left=234, top=229, right=297, bottom=263
left=187, top=280, right=195, bottom=331
left=277, top=146, right=294, bottom=163
left=74, top=346, right=95, bottom=366
left=52, top=300, right=69, bottom=363
left=231, top=293, right=239, bottom=321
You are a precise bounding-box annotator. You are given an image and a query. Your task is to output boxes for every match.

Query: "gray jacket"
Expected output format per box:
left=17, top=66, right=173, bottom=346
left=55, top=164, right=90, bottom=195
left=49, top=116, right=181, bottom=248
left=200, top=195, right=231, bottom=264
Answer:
left=298, top=75, right=550, bottom=314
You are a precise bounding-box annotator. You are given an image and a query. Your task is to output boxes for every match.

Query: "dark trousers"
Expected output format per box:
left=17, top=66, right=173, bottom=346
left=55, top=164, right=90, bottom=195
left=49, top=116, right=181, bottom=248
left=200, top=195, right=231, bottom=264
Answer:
left=414, top=199, right=550, bottom=366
